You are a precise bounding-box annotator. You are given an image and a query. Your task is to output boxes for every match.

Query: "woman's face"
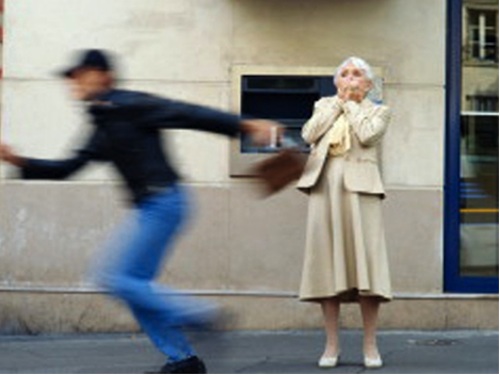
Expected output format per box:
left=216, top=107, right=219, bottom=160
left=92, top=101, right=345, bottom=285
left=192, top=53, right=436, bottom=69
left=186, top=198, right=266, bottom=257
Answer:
left=336, top=63, right=372, bottom=103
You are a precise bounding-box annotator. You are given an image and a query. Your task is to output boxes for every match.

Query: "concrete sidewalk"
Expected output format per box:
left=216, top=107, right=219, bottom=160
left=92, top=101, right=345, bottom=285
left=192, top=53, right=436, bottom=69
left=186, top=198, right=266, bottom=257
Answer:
left=0, top=330, right=497, bottom=374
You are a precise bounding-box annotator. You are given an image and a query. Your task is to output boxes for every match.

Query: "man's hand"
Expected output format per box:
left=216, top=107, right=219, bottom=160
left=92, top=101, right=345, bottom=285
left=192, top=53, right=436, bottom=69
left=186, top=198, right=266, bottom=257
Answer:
left=240, top=119, right=285, bottom=146
left=0, top=143, right=24, bottom=167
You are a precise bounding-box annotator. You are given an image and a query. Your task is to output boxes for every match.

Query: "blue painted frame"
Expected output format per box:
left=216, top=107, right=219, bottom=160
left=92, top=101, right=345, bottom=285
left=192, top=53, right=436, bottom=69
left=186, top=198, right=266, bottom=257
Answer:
left=444, top=0, right=498, bottom=293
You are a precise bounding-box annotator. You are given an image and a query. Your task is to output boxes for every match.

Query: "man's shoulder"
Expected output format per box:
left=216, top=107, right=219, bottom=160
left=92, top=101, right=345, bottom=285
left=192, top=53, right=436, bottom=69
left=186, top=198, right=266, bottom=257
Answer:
left=89, top=89, right=163, bottom=117
left=94, top=90, right=175, bottom=116
left=108, top=89, right=152, bottom=105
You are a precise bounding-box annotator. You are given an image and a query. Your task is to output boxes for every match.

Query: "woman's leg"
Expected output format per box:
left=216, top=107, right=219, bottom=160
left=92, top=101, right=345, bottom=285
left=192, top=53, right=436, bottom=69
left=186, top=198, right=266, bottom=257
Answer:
left=320, top=297, right=341, bottom=357
left=359, top=296, right=381, bottom=359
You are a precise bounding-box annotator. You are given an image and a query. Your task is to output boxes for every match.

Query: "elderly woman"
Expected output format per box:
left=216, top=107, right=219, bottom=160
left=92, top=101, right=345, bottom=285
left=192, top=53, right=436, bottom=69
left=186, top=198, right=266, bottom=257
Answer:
left=297, top=57, right=392, bottom=369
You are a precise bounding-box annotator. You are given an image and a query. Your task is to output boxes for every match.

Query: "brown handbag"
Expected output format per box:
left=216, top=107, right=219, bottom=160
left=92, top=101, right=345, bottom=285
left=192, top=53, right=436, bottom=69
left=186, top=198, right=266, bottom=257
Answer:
left=252, top=147, right=307, bottom=197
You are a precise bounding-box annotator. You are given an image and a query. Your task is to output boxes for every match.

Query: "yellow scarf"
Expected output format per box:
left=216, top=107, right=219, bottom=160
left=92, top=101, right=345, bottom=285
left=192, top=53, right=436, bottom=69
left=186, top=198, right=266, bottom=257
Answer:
left=329, top=114, right=351, bottom=156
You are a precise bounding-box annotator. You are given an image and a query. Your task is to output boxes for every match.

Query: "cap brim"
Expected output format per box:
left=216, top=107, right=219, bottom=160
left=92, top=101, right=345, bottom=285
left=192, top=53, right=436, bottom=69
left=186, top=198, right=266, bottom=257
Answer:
left=56, top=66, right=78, bottom=78
left=57, top=65, right=111, bottom=78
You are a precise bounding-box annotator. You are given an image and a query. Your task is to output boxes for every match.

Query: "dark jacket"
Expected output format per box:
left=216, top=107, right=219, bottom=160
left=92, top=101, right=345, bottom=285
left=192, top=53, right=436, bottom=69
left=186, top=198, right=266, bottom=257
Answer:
left=21, top=89, right=241, bottom=204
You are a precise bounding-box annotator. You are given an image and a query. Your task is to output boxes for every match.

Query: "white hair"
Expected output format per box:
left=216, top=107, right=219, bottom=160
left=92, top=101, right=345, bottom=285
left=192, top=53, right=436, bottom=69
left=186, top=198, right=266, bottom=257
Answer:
left=333, top=56, right=375, bottom=87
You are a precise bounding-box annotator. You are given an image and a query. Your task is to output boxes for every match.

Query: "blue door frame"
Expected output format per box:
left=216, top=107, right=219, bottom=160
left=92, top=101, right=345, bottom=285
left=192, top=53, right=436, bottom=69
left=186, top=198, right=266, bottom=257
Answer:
left=444, top=0, right=498, bottom=293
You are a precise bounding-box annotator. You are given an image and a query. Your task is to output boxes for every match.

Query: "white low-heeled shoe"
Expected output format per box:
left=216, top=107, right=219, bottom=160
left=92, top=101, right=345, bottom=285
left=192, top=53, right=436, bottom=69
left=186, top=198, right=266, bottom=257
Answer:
left=364, top=355, right=383, bottom=368
left=318, top=354, right=340, bottom=368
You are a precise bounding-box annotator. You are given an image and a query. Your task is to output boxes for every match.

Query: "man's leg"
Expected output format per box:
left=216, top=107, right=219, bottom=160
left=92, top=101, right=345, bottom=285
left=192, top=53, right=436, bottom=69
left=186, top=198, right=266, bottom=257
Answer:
left=94, top=186, right=206, bottom=361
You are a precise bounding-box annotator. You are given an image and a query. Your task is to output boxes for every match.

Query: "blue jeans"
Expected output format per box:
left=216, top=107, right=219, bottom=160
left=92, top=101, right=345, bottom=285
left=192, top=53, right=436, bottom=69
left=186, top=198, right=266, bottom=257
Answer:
left=93, top=184, right=212, bottom=361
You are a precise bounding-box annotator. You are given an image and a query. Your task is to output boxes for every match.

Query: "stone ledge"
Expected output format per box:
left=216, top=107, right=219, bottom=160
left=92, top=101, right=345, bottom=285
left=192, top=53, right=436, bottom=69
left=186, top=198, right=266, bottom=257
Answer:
left=0, top=293, right=497, bottom=334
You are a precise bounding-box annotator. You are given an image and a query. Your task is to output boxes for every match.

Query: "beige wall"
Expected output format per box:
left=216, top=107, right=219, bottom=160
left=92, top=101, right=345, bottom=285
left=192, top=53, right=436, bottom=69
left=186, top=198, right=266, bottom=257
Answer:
left=0, top=0, right=497, bottom=333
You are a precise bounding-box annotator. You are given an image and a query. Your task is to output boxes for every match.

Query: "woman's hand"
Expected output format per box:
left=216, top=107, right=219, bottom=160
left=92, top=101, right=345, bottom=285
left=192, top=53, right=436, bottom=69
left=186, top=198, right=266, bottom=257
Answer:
left=338, top=86, right=365, bottom=103
left=0, top=143, right=25, bottom=167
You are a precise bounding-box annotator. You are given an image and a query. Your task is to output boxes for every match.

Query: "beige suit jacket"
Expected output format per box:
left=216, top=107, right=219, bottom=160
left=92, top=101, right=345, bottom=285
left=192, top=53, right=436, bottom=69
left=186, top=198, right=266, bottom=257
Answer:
left=297, top=95, right=391, bottom=196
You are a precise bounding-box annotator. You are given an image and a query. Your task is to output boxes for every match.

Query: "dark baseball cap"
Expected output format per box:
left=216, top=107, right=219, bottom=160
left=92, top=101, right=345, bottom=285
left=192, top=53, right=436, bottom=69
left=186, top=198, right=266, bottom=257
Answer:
left=60, top=49, right=113, bottom=78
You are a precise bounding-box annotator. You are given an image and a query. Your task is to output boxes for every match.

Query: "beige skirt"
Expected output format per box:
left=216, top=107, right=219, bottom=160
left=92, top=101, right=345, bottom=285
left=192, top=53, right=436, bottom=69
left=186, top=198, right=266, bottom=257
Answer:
left=299, top=156, right=392, bottom=303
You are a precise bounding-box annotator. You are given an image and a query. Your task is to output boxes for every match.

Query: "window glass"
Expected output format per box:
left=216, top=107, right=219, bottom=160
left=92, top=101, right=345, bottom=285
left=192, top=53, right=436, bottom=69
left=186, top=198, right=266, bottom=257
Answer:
left=240, top=75, right=335, bottom=153
left=466, top=7, right=498, bottom=62
left=460, top=0, right=499, bottom=277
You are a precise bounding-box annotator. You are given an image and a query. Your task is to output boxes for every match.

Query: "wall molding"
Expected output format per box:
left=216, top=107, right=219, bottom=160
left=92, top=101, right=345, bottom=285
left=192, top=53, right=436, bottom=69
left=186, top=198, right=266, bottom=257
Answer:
left=0, top=284, right=496, bottom=300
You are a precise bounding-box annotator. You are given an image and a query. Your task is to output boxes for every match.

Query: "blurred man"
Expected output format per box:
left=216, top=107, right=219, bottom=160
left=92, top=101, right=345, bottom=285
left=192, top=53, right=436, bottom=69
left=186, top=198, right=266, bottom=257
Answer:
left=0, top=49, right=281, bottom=374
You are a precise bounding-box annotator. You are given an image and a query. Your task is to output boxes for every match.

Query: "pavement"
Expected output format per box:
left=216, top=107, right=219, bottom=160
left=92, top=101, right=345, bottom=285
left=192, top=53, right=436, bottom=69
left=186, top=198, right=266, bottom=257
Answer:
left=0, top=330, right=497, bottom=374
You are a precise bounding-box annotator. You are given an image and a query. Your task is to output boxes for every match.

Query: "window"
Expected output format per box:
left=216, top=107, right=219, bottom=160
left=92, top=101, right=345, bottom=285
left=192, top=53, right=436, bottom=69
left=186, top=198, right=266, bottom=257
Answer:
left=465, top=7, right=498, bottom=62
left=445, top=0, right=499, bottom=293
left=466, top=94, right=498, bottom=111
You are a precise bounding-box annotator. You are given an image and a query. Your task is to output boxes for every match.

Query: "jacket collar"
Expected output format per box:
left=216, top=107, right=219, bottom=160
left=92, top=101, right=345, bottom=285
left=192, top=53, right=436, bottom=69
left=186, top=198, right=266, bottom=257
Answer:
left=87, top=89, right=118, bottom=110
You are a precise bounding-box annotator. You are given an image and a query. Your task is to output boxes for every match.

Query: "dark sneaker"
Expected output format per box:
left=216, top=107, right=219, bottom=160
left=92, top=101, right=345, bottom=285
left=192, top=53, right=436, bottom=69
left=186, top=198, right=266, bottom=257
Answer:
left=158, top=356, right=207, bottom=374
